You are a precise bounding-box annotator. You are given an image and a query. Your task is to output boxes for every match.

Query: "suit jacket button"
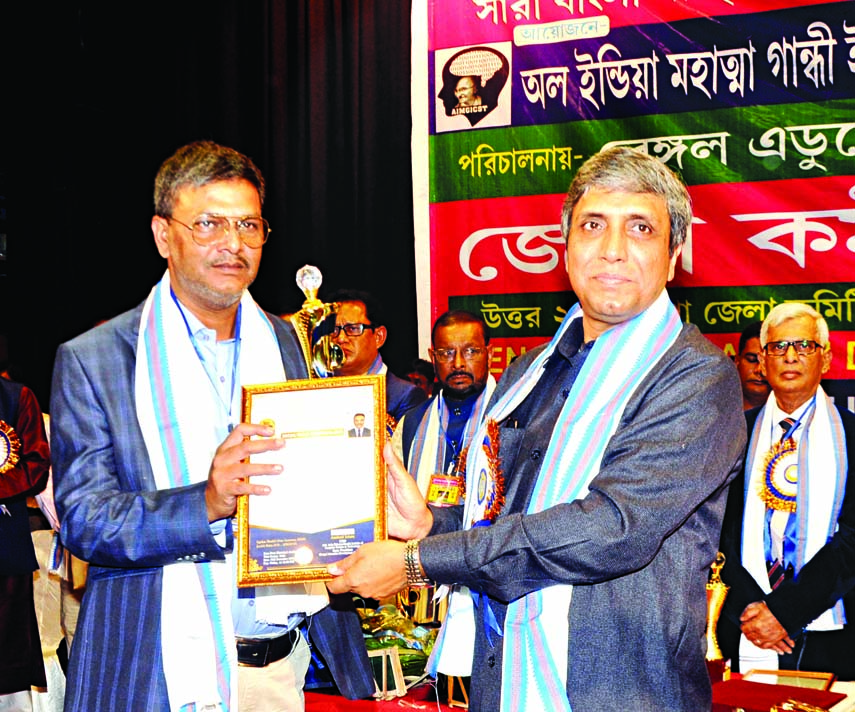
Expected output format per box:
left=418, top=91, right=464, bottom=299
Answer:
left=531, top=449, right=542, bottom=461
left=487, top=654, right=496, bottom=668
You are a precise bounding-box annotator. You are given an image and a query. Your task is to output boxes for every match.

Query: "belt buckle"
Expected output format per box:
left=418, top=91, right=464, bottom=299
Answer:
left=237, top=636, right=271, bottom=667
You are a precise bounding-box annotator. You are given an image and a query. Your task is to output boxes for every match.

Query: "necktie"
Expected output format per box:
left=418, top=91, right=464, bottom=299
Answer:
left=767, top=559, right=786, bottom=589
left=767, top=417, right=798, bottom=589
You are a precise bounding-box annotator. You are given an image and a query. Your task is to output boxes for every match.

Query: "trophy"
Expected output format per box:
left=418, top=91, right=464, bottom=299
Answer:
left=287, top=265, right=343, bottom=378
left=705, top=551, right=729, bottom=682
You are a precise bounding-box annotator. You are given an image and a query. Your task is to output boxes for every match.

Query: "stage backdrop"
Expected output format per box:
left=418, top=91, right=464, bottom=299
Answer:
left=412, top=0, right=855, bottom=409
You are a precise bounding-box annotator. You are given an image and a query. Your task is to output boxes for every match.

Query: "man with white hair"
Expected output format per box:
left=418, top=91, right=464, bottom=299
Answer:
left=718, top=302, right=855, bottom=680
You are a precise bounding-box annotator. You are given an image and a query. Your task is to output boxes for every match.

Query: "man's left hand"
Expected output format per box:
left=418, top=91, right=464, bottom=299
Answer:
left=740, top=601, right=795, bottom=654
left=326, top=540, right=408, bottom=599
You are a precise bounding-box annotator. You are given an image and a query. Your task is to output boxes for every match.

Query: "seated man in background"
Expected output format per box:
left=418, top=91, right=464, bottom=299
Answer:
left=735, top=320, right=771, bottom=410
left=718, top=302, right=855, bottom=680
left=328, top=289, right=426, bottom=422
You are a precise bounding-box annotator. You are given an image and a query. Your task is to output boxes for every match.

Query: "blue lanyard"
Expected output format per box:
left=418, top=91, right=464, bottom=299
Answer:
left=170, top=288, right=242, bottom=428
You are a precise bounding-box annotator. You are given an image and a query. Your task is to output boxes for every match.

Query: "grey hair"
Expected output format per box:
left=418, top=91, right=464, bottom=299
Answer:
left=560, top=146, right=692, bottom=255
left=154, top=140, right=265, bottom=217
left=760, top=303, right=829, bottom=348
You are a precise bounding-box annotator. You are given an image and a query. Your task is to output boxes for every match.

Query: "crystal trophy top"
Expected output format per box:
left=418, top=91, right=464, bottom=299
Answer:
left=289, top=265, right=342, bottom=377
left=296, top=265, right=323, bottom=301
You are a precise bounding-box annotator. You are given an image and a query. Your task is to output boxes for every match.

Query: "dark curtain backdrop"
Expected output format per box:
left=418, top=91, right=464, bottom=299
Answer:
left=4, top=1, right=416, bottom=408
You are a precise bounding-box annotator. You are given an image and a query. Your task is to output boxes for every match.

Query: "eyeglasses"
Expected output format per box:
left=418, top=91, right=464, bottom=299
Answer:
left=332, top=323, right=374, bottom=338
left=166, top=214, right=270, bottom=248
left=764, top=340, right=824, bottom=357
left=431, top=347, right=488, bottom=362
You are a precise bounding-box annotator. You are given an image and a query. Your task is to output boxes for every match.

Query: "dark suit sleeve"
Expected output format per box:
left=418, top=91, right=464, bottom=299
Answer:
left=386, top=373, right=428, bottom=422
left=717, top=463, right=767, bottom=657
left=51, top=333, right=221, bottom=569
left=420, top=336, right=746, bottom=603
left=718, top=408, right=768, bottom=631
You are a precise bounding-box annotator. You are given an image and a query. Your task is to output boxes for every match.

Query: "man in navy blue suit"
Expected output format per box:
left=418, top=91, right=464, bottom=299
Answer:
left=51, top=141, right=374, bottom=711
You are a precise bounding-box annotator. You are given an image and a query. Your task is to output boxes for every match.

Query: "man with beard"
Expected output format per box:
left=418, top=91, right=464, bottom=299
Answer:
left=393, top=310, right=495, bottom=504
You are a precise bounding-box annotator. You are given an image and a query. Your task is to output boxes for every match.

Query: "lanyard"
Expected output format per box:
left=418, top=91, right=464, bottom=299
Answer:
left=170, top=288, right=242, bottom=428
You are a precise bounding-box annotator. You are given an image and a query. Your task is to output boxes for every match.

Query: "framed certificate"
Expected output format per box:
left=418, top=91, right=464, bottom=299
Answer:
left=742, top=669, right=836, bottom=691
left=236, top=374, right=387, bottom=586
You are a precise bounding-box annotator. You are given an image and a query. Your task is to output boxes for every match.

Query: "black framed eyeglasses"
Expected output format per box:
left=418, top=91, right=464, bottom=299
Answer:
left=332, top=323, right=374, bottom=338
left=166, top=214, right=270, bottom=248
left=764, top=340, right=824, bottom=357
left=431, top=347, right=488, bottom=362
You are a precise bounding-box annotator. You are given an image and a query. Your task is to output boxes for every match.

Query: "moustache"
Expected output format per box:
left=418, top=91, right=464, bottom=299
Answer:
left=448, top=371, right=473, bottom=380
left=210, top=256, right=251, bottom=269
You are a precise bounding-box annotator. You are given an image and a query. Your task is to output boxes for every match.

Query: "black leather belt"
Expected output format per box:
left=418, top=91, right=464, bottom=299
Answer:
left=236, top=628, right=300, bottom=667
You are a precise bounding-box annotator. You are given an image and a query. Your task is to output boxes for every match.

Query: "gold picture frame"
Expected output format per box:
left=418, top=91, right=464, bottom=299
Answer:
left=236, top=374, right=387, bottom=586
left=742, top=669, right=836, bottom=691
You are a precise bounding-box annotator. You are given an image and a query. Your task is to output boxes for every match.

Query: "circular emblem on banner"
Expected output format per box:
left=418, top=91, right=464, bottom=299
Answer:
left=761, top=438, right=798, bottom=512
left=0, top=420, right=21, bottom=474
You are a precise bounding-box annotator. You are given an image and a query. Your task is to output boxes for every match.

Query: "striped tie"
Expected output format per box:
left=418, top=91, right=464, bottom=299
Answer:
left=767, top=559, right=786, bottom=589
left=767, top=419, right=798, bottom=590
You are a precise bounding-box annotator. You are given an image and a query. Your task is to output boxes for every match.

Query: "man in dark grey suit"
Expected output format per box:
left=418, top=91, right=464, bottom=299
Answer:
left=51, top=141, right=374, bottom=711
left=328, top=146, right=747, bottom=711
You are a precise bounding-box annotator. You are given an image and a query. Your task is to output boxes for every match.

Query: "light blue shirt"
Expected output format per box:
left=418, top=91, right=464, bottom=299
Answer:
left=179, top=303, right=302, bottom=638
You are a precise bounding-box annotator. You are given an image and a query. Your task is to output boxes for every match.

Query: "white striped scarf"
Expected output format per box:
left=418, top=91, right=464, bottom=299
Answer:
left=406, top=376, right=496, bottom=496
left=136, top=271, right=304, bottom=710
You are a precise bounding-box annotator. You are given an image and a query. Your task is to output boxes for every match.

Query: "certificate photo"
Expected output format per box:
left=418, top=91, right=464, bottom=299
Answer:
left=236, top=375, right=387, bottom=585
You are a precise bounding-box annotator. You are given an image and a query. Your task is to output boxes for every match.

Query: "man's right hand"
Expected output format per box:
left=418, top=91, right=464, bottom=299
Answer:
left=205, top=423, right=285, bottom=522
left=383, top=442, right=433, bottom=540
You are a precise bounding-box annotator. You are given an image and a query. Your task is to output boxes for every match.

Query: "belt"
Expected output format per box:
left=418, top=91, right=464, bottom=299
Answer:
left=236, top=628, right=300, bottom=667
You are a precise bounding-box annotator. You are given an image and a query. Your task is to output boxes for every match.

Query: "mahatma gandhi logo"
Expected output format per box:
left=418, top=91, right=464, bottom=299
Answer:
left=436, top=44, right=511, bottom=131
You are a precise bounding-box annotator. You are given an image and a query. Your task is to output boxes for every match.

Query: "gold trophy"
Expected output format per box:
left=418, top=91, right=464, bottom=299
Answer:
left=287, top=265, right=343, bottom=378
left=705, top=551, right=729, bottom=683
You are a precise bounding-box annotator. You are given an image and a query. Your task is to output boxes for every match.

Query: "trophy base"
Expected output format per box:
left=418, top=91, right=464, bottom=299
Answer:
left=707, top=657, right=728, bottom=685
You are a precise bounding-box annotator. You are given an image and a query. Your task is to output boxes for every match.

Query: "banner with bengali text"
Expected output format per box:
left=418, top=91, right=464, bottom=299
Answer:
left=414, top=0, right=855, bottom=408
